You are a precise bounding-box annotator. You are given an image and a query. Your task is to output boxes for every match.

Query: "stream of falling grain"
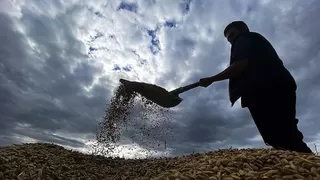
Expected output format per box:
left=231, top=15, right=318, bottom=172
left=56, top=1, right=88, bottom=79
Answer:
left=95, top=83, right=174, bottom=157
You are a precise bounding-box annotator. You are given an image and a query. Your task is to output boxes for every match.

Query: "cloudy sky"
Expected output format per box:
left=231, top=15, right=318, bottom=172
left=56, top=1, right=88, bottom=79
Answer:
left=1, top=0, right=320, bottom=158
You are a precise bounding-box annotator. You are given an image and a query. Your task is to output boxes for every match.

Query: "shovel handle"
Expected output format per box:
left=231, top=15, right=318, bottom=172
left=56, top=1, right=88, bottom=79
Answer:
left=169, top=81, right=200, bottom=95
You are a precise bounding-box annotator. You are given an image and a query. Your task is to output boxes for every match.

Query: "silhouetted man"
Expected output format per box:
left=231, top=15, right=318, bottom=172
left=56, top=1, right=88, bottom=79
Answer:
left=199, top=21, right=312, bottom=153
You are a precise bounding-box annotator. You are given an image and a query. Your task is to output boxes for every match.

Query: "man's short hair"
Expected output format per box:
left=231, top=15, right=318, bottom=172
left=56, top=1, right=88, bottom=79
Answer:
left=224, top=21, right=250, bottom=37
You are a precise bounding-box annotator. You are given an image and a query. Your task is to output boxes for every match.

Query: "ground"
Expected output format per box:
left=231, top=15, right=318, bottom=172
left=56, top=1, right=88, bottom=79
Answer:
left=0, top=143, right=320, bottom=180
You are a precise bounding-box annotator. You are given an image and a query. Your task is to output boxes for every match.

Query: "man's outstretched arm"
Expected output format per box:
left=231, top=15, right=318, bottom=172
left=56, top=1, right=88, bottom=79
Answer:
left=199, top=59, right=248, bottom=87
left=200, top=35, right=252, bottom=87
left=210, top=59, right=248, bottom=82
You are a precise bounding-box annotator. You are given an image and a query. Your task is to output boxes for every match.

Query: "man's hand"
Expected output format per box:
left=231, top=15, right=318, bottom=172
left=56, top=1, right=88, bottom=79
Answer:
left=199, top=77, right=215, bottom=87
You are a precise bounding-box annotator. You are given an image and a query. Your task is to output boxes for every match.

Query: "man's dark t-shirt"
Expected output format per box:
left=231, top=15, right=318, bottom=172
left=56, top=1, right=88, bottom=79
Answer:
left=229, top=32, right=297, bottom=107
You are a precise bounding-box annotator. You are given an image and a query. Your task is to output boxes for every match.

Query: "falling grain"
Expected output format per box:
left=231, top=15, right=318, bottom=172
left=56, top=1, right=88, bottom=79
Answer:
left=95, top=83, right=174, bottom=157
left=95, top=84, right=137, bottom=154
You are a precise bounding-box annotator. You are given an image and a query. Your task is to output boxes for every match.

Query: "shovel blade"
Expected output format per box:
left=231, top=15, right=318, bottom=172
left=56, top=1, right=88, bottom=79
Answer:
left=119, top=79, right=182, bottom=108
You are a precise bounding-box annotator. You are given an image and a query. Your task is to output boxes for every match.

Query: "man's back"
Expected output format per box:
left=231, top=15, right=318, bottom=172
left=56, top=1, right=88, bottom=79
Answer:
left=231, top=31, right=297, bottom=95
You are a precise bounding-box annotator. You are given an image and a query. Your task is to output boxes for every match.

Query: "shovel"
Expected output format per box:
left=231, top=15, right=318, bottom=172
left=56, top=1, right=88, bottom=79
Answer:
left=119, top=79, right=200, bottom=108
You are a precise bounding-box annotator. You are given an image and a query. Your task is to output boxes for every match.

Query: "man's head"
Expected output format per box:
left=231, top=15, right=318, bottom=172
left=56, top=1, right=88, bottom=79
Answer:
left=224, top=21, right=250, bottom=44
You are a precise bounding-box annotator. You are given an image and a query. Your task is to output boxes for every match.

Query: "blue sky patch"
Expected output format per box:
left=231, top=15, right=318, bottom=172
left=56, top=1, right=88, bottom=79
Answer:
left=89, top=47, right=97, bottom=52
left=113, top=64, right=121, bottom=71
left=164, top=21, right=177, bottom=28
left=147, top=28, right=161, bottom=55
left=122, top=65, right=132, bottom=72
left=117, top=2, right=138, bottom=13
left=180, top=0, right=192, bottom=14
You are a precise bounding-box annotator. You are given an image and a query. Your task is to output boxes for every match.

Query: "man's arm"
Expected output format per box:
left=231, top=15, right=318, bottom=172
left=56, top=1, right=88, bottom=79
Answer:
left=199, top=34, right=252, bottom=87
left=209, top=59, right=248, bottom=82
left=210, top=35, right=252, bottom=82
left=199, top=59, right=248, bottom=87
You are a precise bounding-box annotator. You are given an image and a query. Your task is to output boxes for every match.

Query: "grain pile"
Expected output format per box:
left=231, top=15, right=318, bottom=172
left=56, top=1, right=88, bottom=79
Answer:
left=1, top=143, right=320, bottom=180
left=95, top=83, right=174, bottom=156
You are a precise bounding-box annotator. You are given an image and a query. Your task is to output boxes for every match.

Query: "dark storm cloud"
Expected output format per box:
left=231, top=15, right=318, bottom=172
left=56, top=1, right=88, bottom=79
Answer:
left=0, top=8, right=110, bottom=147
left=164, top=93, right=255, bottom=156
